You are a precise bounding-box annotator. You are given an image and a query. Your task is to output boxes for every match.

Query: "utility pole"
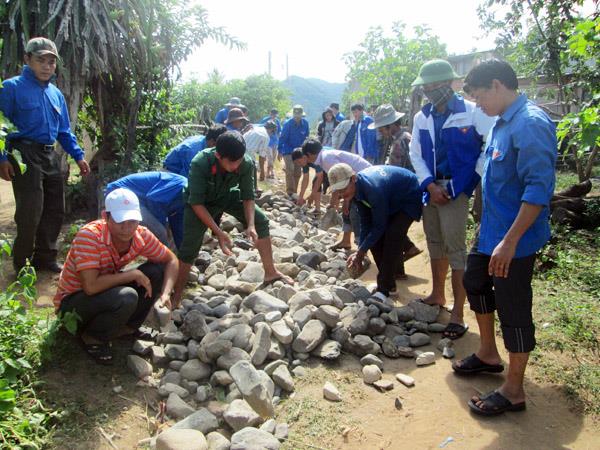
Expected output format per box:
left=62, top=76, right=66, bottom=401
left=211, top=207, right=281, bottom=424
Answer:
left=268, top=51, right=272, bottom=76
left=286, top=53, right=289, bottom=79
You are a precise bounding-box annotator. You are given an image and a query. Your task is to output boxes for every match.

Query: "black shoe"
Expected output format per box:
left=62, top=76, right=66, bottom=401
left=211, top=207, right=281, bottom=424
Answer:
left=33, top=260, right=64, bottom=273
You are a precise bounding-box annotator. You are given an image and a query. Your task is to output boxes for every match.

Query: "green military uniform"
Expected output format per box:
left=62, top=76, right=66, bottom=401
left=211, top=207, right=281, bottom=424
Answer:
left=178, top=148, right=270, bottom=264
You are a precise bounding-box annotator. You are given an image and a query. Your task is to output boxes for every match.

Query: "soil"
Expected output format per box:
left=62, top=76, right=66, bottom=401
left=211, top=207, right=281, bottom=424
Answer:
left=1, top=177, right=598, bottom=450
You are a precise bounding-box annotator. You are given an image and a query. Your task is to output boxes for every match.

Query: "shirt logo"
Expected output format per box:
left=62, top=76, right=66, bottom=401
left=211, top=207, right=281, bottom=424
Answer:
left=460, top=127, right=469, bottom=134
left=492, top=149, right=503, bottom=160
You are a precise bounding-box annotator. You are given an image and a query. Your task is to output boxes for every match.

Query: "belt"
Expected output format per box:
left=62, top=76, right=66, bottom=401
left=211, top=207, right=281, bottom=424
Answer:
left=9, top=139, right=56, bottom=152
left=436, top=173, right=452, bottom=180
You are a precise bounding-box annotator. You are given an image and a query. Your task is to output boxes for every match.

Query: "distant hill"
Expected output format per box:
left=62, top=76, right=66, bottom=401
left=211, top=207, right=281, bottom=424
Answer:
left=282, top=76, right=346, bottom=127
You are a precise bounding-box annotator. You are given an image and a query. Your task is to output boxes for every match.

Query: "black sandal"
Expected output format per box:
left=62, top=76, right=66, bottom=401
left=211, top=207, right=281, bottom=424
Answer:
left=468, top=390, right=526, bottom=416
left=83, top=342, right=113, bottom=365
left=443, top=322, right=469, bottom=340
left=452, top=353, right=504, bottom=375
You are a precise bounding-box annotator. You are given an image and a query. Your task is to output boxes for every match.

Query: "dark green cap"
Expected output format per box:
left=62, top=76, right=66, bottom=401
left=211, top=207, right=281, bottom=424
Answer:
left=412, top=59, right=460, bottom=86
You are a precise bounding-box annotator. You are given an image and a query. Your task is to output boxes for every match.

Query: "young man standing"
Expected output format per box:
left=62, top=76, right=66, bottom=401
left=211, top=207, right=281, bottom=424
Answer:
left=453, top=60, right=556, bottom=416
left=260, top=110, right=282, bottom=179
left=0, top=37, right=90, bottom=273
left=278, top=105, right=309, bottom=196
left=343, top=104, right=378, bottom=163
left=173, top=131, right=292, bottom=305
left=410, top=59, right=496, bottom=340
left=329, top=163, right=422, bottom=303
left=55, top=188, right=178, bottom=364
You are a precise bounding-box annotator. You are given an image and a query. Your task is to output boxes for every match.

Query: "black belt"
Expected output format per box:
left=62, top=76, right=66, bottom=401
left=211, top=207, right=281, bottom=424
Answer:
left=9, top=139, right=56, bottom=152
left=436, top=173, right=452, bottom=180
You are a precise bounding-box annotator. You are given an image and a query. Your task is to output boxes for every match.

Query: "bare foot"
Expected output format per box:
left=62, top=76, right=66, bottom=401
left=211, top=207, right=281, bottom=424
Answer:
left=263, top=270, right=294, bottom=286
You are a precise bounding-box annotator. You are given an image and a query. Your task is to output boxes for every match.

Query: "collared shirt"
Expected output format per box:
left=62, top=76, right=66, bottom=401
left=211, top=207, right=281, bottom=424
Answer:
left=314, top=149, right=371, bottom=173
left=354, top=165, right=422, bottom=252
left=478, top=94, right=556, bottom=258
left=355, top=118, right=364, bottom=157
left=105, top=172, right=187, bottom=248
left=54, top=220, right=170, bottom=309
left=431, top=104, right=452, bottom=176
left=163, top=135, right=207, bottom=177
left=278, top=118, right=309, bottom=155
left=0, top=65, right=84, bottom=162
left=388, top=130, right=413, bottom=170
left=243, top=126, right=270, bottom=159
left=186, top=147, right=255, bottom=206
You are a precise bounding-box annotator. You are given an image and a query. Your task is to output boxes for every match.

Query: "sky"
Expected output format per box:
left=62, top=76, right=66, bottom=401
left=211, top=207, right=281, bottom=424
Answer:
left=179, top=0, right=501, bottom=84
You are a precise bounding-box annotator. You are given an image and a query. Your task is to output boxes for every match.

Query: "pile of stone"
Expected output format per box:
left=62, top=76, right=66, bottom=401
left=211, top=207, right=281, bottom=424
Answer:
left=130, top=191, right=451, bottom=450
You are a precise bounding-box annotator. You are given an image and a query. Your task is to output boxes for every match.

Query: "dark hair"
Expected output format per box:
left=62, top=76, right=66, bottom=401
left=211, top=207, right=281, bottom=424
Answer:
left=264, top=120, right=277, bottom=131
left=291, top=148, right=305, bottom=161
left=301, top=138, right=322, bottom=156
left=350, top=103, right=364, bottom=112
left=464, top=59, right=518, bottom=93
left=216, top=131, right=246, bottom=161
left=206, top=124, right=227, bottom=142
left=329, top=102, right=340, bottom=110
left=270, top=108, right=278, bottom=115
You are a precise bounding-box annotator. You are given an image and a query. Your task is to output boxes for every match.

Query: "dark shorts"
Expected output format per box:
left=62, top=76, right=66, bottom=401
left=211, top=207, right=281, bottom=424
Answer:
left=463, top=246, right=537, bottom=353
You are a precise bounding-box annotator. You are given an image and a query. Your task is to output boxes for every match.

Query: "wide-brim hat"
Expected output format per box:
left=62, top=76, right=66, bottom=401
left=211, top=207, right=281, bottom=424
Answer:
left=291, top=104, right=306, bottom=117
left=368, top=104, right=405, bottom=129
left=225, top=97, right=242, bottom=107
left=411, top=59, right=460, bottom=87
left=224, top=108, right=249, bottom=125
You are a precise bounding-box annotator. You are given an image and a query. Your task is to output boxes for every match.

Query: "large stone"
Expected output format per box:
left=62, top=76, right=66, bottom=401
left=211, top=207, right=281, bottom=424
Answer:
left=158, top=383, right=190, bottom=399
left=132, top=339, right=154, bottom=356
left=292, top=306, right=313, bottom=328
left=296, top=252, right=321, bottom=269
left=382, top=337, right=401, bottom=358
left=242, top=291, right=289, bottom=314
left=348, top=307, right=370, bottom=336
left=181, top=310, right=210, bottom=340
left=270, top=320, right=293, bottom=344
left=206, top=432, right=230, bottom=450
left=271, top=227, right=304, bottom=243
left=239, top=262, right=265, bottom=283
left=250, top=322, right=271, bottom=366
left=331, top=286, right=355, bottom=304
left=291, top=319, right=327, bottom=353
left=347, top=335, right=381, bottom=357
left=395, top=306, right=415, bottom=322
left=152, top=346, right=169, bottom=365
left=127, top=355, right=153, bottom=379
left=171, top=408, right=219, bottom=435
left=360, top=354, right=384, bottom=369
left=230, top=427, right=281, bottom=450
left=217, top=348, right=251, bottom=370
left=223, top=400, right=262, bottom=432
left=218, top=324, right=254, bottom=350
left=323, top=382, right=342, bottom=402
left=314, top=305, right=341, bottom=328
left=165, top=344, right=189, bottom=361
left=201, top=338, right=233, bottom=362
left=408, top=301, right=440, bottom=323
left=362, top=365, right=382, bottom=384
left=180, top=359, right=212, bottom=381
left=311, top=339, right=341, bottom=360
left=208, top=274, right=227, bottom=290
left=416, top=351, right=436, bottom=366
left=156, top=429, right=208, bottom=450
left=272, top=365, right=295, bottom=392
left=275, top=263, right=301, bottom=278
left=229, top=360, right=275, bottom=418
left=166, top=393, right=195, bottom=419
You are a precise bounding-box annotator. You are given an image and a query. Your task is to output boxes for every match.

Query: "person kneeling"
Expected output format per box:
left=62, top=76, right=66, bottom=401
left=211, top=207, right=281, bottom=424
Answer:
left=53, top=188, right=179, bottom=365
left=329, top=163, right=422, bottom=304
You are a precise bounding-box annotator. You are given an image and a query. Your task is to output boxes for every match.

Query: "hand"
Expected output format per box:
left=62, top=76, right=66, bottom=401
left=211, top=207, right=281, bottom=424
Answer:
left=77, top=159, right=90, bottom=176
left=244, top=226, right=258, bottom=244
left=131, top=269, right=152, bottom=298
left=217, top=231, right=233, bottom=256
left=347, top=251, right=364, bottom=270
left=488, top=239, right=517, bottom=278
left=0, top=161, right=15, bottom=181
left=158, top=294, right=172, bottom=311
left=277, top=152, right=283, bottom=162
left=427, top=183, right=451, bottom=206
left=296, top=196, right=306, bottom=206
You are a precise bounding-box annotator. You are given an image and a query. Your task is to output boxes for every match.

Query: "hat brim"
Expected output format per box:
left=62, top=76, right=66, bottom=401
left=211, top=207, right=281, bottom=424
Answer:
left=330, top=178, right=351, bottom=192
left=32, top=49, right=59, bottom=59
left=224, top=116, right=249, bottom=125
left=411, top=72, right=461, bottom=87
left=110, top=209, right=142, bottom=223
left=369, top=111, right=406, bottom=129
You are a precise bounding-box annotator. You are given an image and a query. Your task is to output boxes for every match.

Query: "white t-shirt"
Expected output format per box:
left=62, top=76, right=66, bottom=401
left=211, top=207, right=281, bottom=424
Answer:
left=315, top=149, right=372, bottom=173
left=243, top=126, right=270, bottom=159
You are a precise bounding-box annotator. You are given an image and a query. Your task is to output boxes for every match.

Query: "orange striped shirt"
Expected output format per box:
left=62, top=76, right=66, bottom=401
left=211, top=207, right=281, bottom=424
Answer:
left=54, top=220, right=169, bottom=310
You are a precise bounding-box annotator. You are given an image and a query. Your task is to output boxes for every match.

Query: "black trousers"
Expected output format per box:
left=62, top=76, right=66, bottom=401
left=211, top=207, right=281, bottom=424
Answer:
left=9, top=142, right=64, bottom=269
left=369, top=211, right=414, bottom=296
left=463, top=249, right=537, bottom=353
left=58, top=262, right=164, bottom=342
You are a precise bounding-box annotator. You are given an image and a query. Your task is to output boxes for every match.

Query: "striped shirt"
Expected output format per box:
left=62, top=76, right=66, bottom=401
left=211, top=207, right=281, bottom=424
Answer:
left=243, top=126, right=270, bottom=159
left=54, top=220, right=169, bottom=309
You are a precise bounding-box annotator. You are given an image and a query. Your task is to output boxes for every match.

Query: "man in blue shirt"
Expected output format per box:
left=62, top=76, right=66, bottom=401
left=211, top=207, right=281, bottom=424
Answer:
left=348, top=104, right=378, bottom=163
left=0, top=37, right=90, bottom=273
left=278, top=105, right=309, bottom=195
left=105, top=172, right=187, bottom=250
left=163, top=125, right=226, bottom=177
left=452, top=60, right=556, bottom=417
left=214, top=97, right=243, bottom=124
left=260, top=109, right=281, bottom=179
left=329, top=163, right=422, bottom=303
left=410, top=59, right=496, bottom=340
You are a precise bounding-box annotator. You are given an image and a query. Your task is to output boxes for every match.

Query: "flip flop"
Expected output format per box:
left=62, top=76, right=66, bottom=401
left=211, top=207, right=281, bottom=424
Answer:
left=452, top=353, right=504, bottom=375
left=403, top=246, right=423, bottom=262
left=468, top=390, right=526, bottom=416
left=329, top=242, right=351, bottom=251
left=443, top=322, right=469, bottom=340
left=82, top=341, right=113, bottom=365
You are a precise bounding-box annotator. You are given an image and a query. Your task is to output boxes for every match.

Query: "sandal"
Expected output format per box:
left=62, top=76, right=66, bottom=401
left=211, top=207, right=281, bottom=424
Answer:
left=403, top=246, right=423, bottom=262
left=443, top=322, right=469, bottom=340
left=452, top=353, right=504, bottom=375
left=468, top=390, right=526, bottom=416
left=83, top=341, right=113, bottom=365
left=329, top=242, right=351, bottom=251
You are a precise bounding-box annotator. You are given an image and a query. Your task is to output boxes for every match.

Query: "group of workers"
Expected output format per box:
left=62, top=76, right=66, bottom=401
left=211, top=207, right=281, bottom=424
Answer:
left=0, top=36, right=557, bottom=418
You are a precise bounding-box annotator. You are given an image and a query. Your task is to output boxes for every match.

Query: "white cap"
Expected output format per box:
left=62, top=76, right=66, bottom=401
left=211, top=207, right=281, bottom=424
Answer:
left=105, top=188, right=142, bottom=223
left=328, top=163, right=355, bottom=192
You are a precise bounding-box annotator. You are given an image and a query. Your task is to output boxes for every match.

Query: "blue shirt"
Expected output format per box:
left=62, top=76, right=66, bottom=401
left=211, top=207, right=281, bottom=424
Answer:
left=431, top=103, right=452, bottom=177
left=215, top=108, right=228, bottom=124
left=105, top=172, right=187, bottom=249
left=354, top=166, right=422, bottom=252
left=163, top=135, right=207, bottom=177
left=260, top=115, right=281, bottom=147
left=302, top=162, right=323, bottom=174
left=278, top=118, right=309, bottom=155
left=479, top=94, right=556, bottom=258
left=0, top=65, right=84, bottom=162
left=336, top=112, right=345, bottom=122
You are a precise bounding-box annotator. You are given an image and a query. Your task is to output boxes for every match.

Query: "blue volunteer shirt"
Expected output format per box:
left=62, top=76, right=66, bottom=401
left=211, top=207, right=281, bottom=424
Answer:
left=214, top=107, right=228, bottom=124
left=478, top=94, right=556, bottom=258
left=105, top=172, right=187, bottom=248
left=354, top=165, right=422, bottom=252
left=260, top=115, right=281, bottom=148
left=163, top=135, right=207, bottom=177
left=0, top=65, right=84, bottom=162
left=431, top=105, right=452, bottom=177
left=278, top=118, right=309, bottom=155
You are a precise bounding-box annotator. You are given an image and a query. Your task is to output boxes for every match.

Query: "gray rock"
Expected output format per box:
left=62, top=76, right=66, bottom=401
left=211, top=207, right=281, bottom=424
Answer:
left=395, top=305, right=415, bottom=322
left=397, top=346, right=415, bottom=358
left=330, top=326, right=350, bottom=345
left=271, top=226, right=304, bottom=243
left=395, top=373, right=415, bottom=387
left=408, top=301, right=440, bottom=323
left=291, top=319, right=327, bottom=353
left=162, top=331, right=185, bottom=344
left=274, top=423, right=289, bottom=441
left=208, top=274, right=227, bottom=290
left=311, top=339, right=341, bottom=360
left=196, top=385, right=212, bottom=402
left=331, top=286, right=355, bottom=304
left=132, top=339, right=154, bottom=356
left=428, top=322, right=447, bottom=333
left=265, top=311, right=282, bottom=322
left=158, top=383, right=190, bottom=399
left=165, top=344, right=189, bottom=361
left=270, top=320, right=293, bottom=344
left=127, top=355, right=153, bottom=379
left=392, top=334, right=411, bottom=348
left=259, top=418, right=277, bottom=434
left=202, top=339, right=233, bottom=362
left=229, top=360, right=274, bottom=418
left=292, top=366, right=306, bottom=377
left=277, top=285, right=297, bottom=302
left=362, top=365, right=382, bottom=384
left=170, top=360, right=186, bottom=371
left=218, top=324, right=253, bottom=350
left=166, top=393, right=195, bottom=419
left=171, top=408, right=219, bottom=435
left=409, top=332, right=431, bottom=347
left=230, top=427, right=281, bottom=450
left=296, top=252, right=321, bottom=269
left=382, top=337, right=401, bottom=358
left=292, top=307, right=313, bottom=328
left=206, top=432, right=230, bottom=450
left=437, top=337, right=454, bottom=351
left=416, top=351, right=436, bottom=366
left=272, top=365, right=295, bottom=392
left=366, top=298, right=393, bottom=314
left=180, top=359, right=212, bottom=381
left=347, top=334, right=381, bottom=357
left=250, top=322, right=271, bottom=366
left=314, top=305, right=341, bottom=328
left=348, top=307, right=370, bottom=335
left=360, top=354, right=384, bottom=369
left=263, top=360, right=288, bottom=376
left=217, top=348, right=251, bottom=370
left=242, top=291, right=289, bottom=314
left=239, top=262, right=265, bottom=283
left=210, top=370, right=234, bottom=386
left=161, top=371, right=182, bottom=386
left=323, top=382, right=342, bottom=402
left=223, top=400, right=262, bottom=432
left=275, top=262, right=301, bottom=278
left=267, top=338, right=285, bottom=360
left=442, top=347, right=456, bottom=359
left=188, top=340, right=200, bottom=359
left=156, top=429, right=208, bottom=450
left=368, top=317, right=387, bottom=335
left=373, top=379, right=394, bottom=391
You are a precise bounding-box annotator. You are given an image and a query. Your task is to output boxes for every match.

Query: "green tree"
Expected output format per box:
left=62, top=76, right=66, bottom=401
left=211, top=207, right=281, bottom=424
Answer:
left=343, top=22, right=447, bottom=113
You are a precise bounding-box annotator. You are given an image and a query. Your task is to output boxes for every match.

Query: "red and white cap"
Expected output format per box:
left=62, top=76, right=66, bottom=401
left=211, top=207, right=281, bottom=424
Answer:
left=105, top=188, right=142, bottom=223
